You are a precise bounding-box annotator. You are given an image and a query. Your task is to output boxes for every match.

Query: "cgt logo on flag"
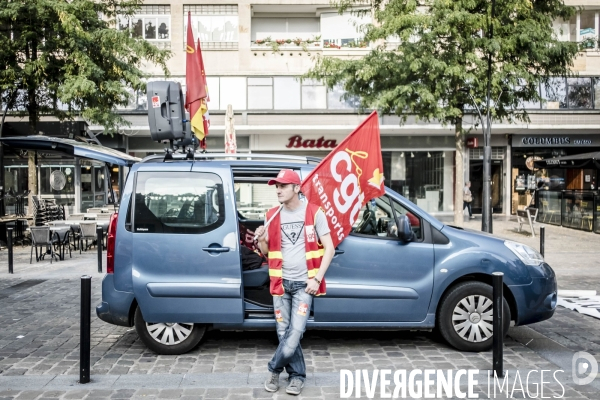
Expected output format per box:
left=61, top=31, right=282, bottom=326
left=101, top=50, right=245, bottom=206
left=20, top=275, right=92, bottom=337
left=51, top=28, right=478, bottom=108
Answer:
left=301, top=111, right=385, bottom=248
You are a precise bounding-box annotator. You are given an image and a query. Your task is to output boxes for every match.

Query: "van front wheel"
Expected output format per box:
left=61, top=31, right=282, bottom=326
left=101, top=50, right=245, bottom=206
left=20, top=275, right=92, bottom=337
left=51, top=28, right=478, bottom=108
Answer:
left=437, top=281, right=510, bottom=352
left=134, top=307, right=206, bottom=355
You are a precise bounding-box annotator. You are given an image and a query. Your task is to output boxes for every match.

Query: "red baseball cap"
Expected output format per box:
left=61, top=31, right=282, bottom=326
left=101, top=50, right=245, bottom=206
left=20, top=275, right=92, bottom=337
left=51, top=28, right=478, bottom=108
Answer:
left=268, top=169, right=301, bottom=186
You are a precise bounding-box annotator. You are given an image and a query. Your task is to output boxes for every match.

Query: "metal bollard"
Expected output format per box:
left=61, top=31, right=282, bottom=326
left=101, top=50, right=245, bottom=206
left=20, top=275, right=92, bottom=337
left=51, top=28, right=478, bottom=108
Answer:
left=97, top=226, right=103, bottom=273
left=492, top=272, right=504, bottom=378
left=7, top=228, right=13, bottom=274
left=540, top=226, right=545, bottom=257
left=79, top=275, right=91, bottom=384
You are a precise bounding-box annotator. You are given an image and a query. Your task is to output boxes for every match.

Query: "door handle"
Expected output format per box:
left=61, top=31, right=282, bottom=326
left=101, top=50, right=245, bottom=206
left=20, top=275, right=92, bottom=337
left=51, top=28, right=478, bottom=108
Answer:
left=202, top=247, right=230, bottom=253
left=334, top=249, right=345, bottom=255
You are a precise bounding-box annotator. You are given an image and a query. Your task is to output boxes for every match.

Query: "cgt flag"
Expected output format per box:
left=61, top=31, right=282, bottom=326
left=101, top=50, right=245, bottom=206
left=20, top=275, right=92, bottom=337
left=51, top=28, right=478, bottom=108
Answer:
left=185, top=12, right=207, bottom=142
left=301, top=111, right=385, bottom=248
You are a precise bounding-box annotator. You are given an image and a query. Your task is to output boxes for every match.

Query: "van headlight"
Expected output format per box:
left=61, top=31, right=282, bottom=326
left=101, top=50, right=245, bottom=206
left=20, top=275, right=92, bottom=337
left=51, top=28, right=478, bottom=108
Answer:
left=504, top=241, right=544, bottom=266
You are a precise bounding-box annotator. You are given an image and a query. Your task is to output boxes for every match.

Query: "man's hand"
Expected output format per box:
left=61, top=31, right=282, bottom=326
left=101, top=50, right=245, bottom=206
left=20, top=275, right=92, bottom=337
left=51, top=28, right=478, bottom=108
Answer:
left=254, top=225, right=268, bottom=255
left=305, top=278, right=320, bottom=295
left=254, top=225, right=267, bottom=242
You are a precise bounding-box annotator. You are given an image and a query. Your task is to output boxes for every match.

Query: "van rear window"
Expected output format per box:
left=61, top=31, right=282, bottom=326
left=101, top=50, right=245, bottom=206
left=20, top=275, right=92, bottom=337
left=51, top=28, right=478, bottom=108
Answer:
left=133, top=171, right=225, bottom=234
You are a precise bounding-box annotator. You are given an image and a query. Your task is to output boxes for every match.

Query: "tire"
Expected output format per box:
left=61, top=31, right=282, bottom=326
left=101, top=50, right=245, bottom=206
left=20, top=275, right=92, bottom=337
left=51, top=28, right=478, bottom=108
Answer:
left=437, top=281, right=510, bottom=352
left=134, top=307, right=206, bottom=355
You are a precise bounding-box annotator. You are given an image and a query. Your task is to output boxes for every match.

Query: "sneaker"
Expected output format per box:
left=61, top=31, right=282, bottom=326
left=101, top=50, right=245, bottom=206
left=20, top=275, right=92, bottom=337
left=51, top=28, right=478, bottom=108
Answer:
left=286, top=377, right=305, bottom=395
left=264, top=372, right=280, bottom=392
left=470, top=216, right=475, bottom=219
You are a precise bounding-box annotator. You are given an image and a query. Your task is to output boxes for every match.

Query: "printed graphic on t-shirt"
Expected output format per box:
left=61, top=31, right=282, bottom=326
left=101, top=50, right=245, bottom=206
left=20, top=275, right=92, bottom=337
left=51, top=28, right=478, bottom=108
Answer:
left=281, top=222, right=304, bottom=244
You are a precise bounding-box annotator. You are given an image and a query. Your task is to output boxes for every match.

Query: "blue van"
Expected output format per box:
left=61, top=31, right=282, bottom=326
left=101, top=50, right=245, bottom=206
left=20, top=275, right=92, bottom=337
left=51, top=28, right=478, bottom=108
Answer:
left=95, top=153, right=557, bottom=355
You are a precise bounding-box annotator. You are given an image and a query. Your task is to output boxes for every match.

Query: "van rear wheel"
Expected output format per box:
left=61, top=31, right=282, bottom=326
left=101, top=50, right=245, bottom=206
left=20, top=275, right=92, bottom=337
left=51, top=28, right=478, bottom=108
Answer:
left=134, top=307, right=206, bottom=355
left=437, top=281, right=510, bottom=352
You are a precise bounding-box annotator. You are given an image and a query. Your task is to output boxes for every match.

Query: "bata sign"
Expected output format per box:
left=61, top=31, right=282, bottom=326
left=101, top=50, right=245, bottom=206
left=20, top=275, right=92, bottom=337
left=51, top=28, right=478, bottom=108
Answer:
left=286, top=135, right=338, bottom=149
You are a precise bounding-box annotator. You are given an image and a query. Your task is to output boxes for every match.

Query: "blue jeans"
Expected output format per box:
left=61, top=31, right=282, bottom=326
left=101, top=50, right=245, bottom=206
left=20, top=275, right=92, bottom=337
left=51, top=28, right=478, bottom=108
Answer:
left=267, top=279, right=313, bottom=382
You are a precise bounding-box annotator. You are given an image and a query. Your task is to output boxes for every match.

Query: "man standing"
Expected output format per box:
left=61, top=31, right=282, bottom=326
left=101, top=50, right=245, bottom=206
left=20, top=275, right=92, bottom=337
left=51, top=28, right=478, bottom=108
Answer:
left=254, top=169, right=334, bottom=396
left=463, top=181, right=474, bottom=219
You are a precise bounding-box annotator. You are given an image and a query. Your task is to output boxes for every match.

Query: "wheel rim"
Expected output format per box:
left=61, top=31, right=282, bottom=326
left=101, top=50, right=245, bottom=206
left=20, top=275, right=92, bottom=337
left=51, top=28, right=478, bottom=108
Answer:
left=452, top=295, right=494, bottom=343
left=145, top=322, right=194, bottom=345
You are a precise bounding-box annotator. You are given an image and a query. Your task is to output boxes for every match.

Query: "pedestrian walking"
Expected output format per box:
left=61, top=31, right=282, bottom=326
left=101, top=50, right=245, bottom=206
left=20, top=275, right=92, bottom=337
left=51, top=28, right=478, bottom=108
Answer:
left=254, top=169, right=335, bottom=396
left=463, top=181, right=474, bottom=219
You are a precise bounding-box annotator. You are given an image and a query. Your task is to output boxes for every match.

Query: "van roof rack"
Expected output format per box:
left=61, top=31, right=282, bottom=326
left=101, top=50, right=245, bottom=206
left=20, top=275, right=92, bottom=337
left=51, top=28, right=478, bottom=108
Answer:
left=140, top=152, right=322, bottom=164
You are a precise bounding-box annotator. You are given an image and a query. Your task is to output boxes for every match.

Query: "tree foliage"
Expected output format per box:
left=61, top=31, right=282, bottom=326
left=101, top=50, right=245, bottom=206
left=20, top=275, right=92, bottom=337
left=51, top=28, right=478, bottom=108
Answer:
left=305, top=0, right=579, bottom=224
left=307, top=0, right=578, bottom=124
left=0, top=0, right=171, bottom=133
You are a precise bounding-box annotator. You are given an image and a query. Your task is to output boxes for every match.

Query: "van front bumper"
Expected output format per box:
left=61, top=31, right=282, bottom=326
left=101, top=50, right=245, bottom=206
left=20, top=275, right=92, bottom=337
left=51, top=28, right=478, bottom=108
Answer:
left=96, top=274, right=135, bottom=327
left=510, top=263, right=557, bottom=326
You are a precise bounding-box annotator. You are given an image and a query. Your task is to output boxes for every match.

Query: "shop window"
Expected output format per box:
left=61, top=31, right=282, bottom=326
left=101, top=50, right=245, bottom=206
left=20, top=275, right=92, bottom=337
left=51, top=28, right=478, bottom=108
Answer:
left=567, top=78, right=593, bottom=109
left=301, top=79, right=327, bottom=109
left=274, top=77, right=301, bottom=110
left=118, top=5, right=170, bottom=48
left=385, top=151, right=451, bottom=213
left=184, top=5, right=238, bottom=50
left=248, top=77, right=273, bottom=110
left=133, top=171, right=224, bottom=234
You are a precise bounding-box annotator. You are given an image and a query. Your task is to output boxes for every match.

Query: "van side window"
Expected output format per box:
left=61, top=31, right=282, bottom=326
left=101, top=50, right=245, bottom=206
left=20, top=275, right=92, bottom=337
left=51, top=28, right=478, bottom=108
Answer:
left=352, top=196, right=394, bottom=237
left=390, top=199, right=422, bottom=240
left=133, top=171, right=225, bottom=234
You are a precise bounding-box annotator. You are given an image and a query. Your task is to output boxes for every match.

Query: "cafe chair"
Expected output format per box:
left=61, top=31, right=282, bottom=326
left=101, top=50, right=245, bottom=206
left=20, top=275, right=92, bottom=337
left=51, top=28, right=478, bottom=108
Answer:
left=30, top=226, right=58, bottom=264
left=79, top=221, right=98, bottom=253
left=540, top=200, right=560, bottom=224
left=53, top=228, right=72, bottom=260
left=581, top=201, right=593, bottom=230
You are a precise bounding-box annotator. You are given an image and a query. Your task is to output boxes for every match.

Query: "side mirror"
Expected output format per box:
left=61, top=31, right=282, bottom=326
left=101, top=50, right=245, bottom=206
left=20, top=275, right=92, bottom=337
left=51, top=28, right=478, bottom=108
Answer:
left=391, top=215, right=414, bottom=242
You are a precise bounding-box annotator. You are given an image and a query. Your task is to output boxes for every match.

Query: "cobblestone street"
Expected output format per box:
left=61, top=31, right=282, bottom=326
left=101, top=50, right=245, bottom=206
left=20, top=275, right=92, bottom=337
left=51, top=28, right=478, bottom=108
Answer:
left=0, top=217, right=599, bottom=399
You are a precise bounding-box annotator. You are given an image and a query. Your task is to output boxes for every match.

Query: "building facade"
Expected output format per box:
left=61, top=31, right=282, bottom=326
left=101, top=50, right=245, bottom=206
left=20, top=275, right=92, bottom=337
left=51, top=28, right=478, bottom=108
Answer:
left=4, top=0, right=600, bottom=217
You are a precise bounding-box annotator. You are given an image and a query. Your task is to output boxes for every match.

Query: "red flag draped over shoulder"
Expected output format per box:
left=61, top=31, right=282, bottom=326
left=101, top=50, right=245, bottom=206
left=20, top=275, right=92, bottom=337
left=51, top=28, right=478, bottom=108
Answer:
left=185, top=12, right=207, bottom=142
left=300, top=111, right=385, bottom=248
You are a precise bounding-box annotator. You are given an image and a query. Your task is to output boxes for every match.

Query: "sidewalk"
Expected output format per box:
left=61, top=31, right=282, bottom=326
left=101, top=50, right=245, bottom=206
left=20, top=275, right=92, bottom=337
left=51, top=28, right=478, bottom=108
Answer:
left=0, top=218, right=599, bottom=399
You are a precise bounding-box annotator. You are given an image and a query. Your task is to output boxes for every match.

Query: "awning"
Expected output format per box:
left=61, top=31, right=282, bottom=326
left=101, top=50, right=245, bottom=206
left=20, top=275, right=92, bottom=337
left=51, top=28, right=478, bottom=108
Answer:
left=0, top=136, right=140, bottom=166
left=534, top=151, right=600, bottom=169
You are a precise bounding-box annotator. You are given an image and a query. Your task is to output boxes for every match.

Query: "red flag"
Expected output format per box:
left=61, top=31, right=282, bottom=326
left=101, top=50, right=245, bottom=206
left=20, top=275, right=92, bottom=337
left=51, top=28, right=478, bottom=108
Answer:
left=185, top=12, right=207, bottom=142
left=196, top=38, right=210, bottom=148
left=301, top=111, right=385, bottom=248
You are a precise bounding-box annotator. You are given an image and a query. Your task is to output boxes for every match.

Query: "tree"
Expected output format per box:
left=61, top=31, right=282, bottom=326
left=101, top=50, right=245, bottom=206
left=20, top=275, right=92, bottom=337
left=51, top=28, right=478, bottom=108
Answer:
left=305, top=0, right=579, bottom=226
left=0, top=0, right=170, bottom=214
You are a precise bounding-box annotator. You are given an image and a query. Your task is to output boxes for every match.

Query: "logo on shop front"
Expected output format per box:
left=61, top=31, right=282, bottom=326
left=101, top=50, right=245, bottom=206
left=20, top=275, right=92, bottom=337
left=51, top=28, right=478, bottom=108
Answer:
left=286, top=135, right=338, bottom=149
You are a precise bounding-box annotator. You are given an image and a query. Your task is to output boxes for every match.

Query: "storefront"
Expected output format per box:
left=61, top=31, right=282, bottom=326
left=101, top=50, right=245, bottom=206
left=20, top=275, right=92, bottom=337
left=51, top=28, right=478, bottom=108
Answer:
left=510, top=134, right=600, bottom=222
left=247, top=133, right=457, bottom=215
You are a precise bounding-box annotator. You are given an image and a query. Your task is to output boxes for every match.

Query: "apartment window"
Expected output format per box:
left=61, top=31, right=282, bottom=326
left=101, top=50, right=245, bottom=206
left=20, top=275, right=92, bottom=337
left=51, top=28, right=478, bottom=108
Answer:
left=567, top=78, right=593, bottom=109
left=118, top=5, right=170, bottom=47
left=320, top=12, right=370, bottom=48
left=327, top=84, right=360, bottom=109
left=248, top=78, right=273, bottom=110
left=251, top=17, right=320, bottom=42
left=301, top=79, right=326, bottom=109
left=184, top=5, right=238, bottom=50
left=541, top=78, right=567, bottom=109
left=274, top=77, right=301, bottom=110
left=220, top=77, right=246, bottom=110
